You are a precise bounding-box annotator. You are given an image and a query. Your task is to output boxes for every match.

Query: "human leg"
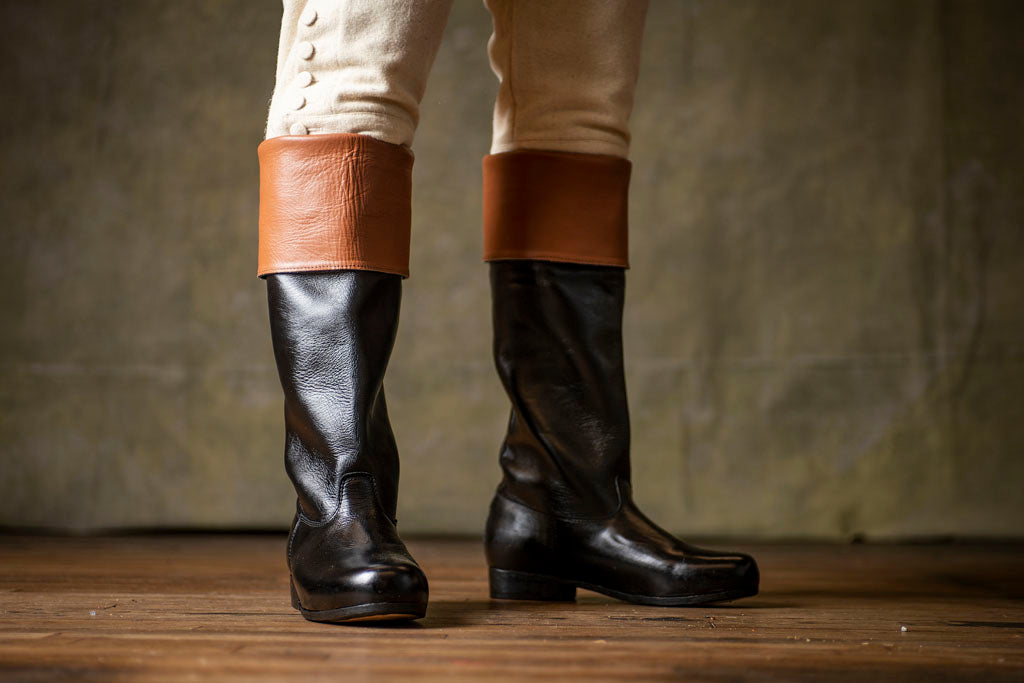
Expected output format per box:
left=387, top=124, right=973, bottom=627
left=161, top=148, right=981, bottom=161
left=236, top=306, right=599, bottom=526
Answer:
left=481, top=0, right=759, bottom=606
left=259, top=0, right=453, bottom=622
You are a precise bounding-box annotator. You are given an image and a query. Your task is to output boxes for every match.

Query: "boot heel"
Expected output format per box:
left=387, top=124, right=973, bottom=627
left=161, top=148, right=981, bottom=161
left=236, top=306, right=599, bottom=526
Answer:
left=489, top=568, right=576, bottom=601
left=289, top=577, right=301, bottom=610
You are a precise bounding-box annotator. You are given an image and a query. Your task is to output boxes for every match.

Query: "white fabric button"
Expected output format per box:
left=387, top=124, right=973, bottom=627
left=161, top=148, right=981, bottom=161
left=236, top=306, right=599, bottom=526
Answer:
left=296, top=71, right=314, bottom=88
left=301, top=7, right=317, bottom=26
left=290, top=93, right=306, bottom=111
left=297, top=41, right=315, bottom=60
left=289, top=122, right=308, bottom=135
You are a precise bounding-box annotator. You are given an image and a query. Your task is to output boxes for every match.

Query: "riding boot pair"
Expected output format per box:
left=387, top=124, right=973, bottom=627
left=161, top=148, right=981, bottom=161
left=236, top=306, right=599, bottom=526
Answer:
left=258, top=134, right=758, bottom=623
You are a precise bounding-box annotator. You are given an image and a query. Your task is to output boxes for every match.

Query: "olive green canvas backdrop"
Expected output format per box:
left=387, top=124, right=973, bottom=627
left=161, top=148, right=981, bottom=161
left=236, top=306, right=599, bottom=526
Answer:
left=1, top=0, right=1022, bottom=537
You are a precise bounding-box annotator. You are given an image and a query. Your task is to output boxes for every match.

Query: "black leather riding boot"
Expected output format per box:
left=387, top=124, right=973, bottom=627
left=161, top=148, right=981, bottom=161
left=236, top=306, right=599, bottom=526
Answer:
left=485, top=260, right=759, bottom=606
left=267, top=270, right=427, bottom=622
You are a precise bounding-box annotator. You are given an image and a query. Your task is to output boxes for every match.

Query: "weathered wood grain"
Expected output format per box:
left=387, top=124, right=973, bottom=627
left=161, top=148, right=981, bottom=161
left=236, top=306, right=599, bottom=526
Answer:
left=0, top=536, right=1021, bottom=681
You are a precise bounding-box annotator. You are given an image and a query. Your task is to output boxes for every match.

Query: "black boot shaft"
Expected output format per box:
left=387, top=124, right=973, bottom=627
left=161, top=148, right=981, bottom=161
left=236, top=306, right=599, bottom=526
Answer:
left=490, top=260, right=631, bottom=518
left=268, top=271, right=402, bottom=523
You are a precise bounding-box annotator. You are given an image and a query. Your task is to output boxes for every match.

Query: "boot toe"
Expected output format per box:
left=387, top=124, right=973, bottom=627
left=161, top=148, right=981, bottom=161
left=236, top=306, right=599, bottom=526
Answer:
left=731, top=551, right=759, bottom=595
left=294, top=562, right=428, bottom=613
left=346, top=563, right=430, bottom=605
left=693, top=550, right=758, bottom=599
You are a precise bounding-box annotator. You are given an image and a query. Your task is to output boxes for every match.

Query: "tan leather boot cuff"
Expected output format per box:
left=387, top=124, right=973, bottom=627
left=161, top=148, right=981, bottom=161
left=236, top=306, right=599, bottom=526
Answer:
left=258, top=133, right=413, bottom=278
left=482, top=150, right=630, bottom=268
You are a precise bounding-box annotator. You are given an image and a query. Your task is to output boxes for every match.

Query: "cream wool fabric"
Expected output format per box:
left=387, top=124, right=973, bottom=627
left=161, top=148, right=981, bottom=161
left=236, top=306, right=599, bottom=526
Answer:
left=483, top=0, right=648, bottom=157
left=265, top=0, right=649, bottom=158
left=265, top=0, right=454, bottom=144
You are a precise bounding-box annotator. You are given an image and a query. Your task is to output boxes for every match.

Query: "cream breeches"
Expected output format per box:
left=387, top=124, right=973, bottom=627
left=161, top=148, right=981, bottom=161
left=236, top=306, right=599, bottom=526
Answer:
left=264, top=0, right=649, bottom=159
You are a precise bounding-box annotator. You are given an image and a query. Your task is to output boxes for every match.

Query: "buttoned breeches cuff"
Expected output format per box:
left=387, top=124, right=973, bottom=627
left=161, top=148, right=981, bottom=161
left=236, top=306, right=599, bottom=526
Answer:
left=257, top=133, right=413, bottom=279
left=482, top=150, right=631, bottom=269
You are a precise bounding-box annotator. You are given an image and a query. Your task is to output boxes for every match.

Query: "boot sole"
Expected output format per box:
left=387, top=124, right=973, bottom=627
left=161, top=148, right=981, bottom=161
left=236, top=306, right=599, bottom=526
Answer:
left=290, top=578, right=427, bottom=623
left=489, top=567, right=758, bottom=607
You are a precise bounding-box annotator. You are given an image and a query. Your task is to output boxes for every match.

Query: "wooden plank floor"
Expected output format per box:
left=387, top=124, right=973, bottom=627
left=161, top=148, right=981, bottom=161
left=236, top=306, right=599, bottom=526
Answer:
left=0, top=536, right=1022, bottom=681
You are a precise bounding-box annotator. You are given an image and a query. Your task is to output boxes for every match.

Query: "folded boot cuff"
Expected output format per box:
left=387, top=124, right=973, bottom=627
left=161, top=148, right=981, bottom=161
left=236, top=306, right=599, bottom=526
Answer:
left=258, top=132, right=413, bottom=278
left=482, top=149, right=630, bottom=268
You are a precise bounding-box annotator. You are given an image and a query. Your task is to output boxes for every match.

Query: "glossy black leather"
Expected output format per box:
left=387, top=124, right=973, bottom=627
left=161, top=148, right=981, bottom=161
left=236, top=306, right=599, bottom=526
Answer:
left=267, top=271, right=427, bottom=621
left=486, top=260, right=758, bottom=604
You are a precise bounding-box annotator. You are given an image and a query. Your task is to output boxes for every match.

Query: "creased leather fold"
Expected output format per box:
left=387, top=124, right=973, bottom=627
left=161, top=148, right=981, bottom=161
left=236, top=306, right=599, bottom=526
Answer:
left=482, top=149, right=631, bottom=268
left=258, top=133, right=413, bottom=278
